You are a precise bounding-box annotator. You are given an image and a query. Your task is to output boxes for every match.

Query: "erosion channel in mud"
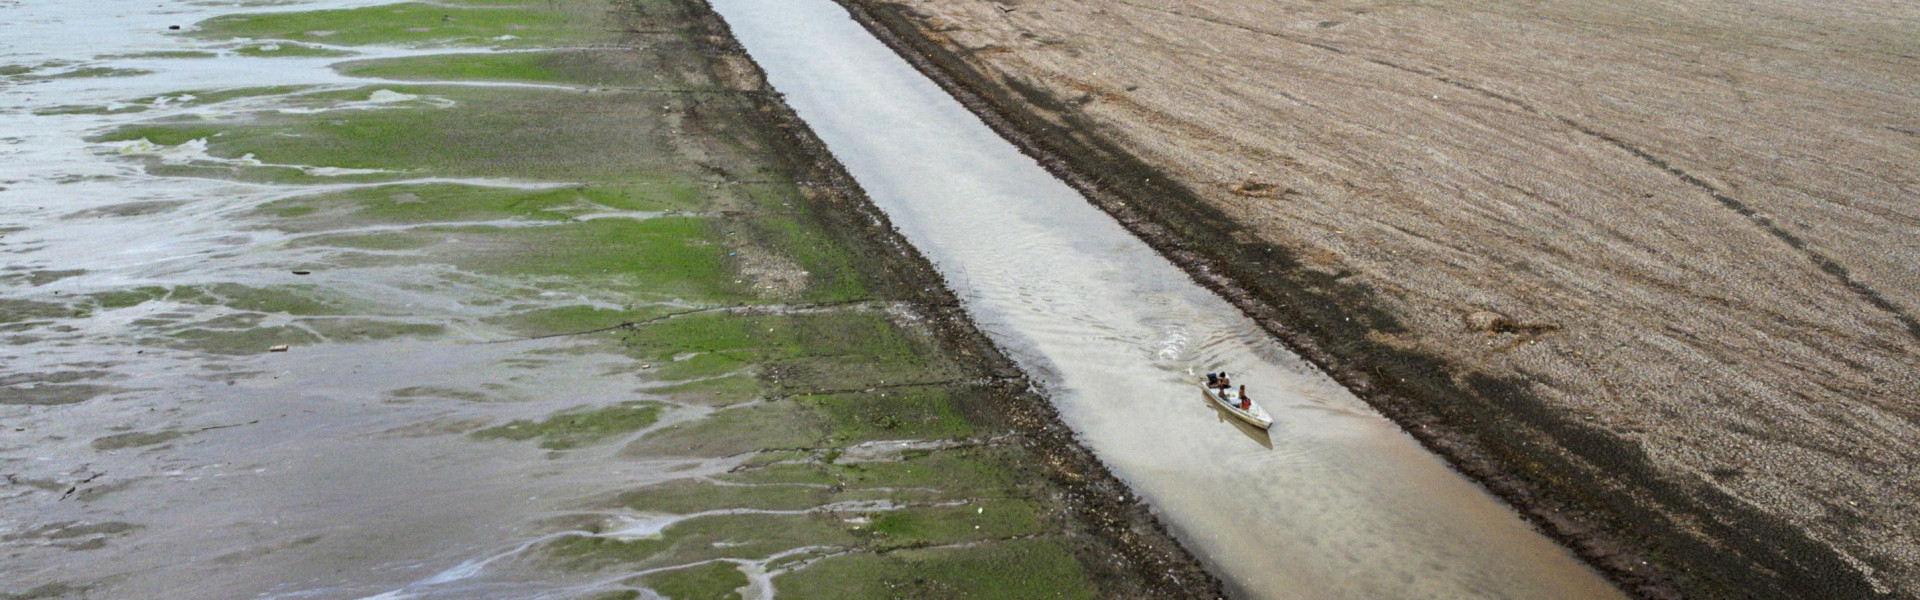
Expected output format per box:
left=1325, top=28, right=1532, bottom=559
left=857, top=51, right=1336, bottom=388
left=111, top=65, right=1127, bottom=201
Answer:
left=707, top=0, right=1628, bottom=598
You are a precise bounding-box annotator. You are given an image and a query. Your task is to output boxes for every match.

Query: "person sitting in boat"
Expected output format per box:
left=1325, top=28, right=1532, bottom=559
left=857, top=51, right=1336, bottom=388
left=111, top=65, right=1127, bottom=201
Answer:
left=1206, top=372, right=1220, bottom=388
left=1215, top=372, right=1231, bottom=389
left=1238, top=385, right=1252, bottom=411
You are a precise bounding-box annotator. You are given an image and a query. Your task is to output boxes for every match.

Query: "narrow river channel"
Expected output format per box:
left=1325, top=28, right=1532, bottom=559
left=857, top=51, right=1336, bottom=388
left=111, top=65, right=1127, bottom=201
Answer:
left=707, top=1, right=1628, bottom=598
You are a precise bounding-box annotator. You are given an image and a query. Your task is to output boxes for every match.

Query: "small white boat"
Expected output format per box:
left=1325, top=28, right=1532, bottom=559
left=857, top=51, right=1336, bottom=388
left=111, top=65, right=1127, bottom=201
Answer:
left=1202, top=383, right=1273, bottom=430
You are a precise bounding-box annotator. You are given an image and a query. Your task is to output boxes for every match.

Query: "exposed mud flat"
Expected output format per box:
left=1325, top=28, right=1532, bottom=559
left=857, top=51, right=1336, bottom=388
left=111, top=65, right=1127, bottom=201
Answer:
left=0, top=1, right=1208, bottom=598
left=830, top=0, right=1920, bottom=598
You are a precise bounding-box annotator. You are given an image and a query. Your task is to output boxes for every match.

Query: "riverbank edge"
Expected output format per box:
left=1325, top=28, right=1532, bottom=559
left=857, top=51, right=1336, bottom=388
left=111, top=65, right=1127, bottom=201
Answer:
left=679, top=1, right=1229, bottom=597
left=823, top=2, right=1889, bottom=599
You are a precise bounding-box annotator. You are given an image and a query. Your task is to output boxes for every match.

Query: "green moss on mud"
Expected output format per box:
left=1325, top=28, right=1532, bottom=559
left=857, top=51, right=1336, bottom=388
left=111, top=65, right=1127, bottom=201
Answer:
left=166, top=323, right=322, bottom=355
left=866, top=499, right=1044, bottom=547
left=620, top=309, right=956, bottom=387
left=624, top=402, right=822, bottom=457
left=191, top=2, right=602, bottom=48
left=303, top=217, right=746, bottom=303
left=339, top=49, right=663, bottom=87
left=88, top=287, right=170, bottom=309
left=638, top=561, right=747, bottom=600
left=647, top=374, right=767, bottom=406
left=611, top=478, right=896, bottom=514
left=235, top=43, right=355, bottom=58
left=492, top=306, right=651, bottom=338
left=473, top=401, right=664, bottom=449
left=547, top=513, right=857, bottom=572
left=774, top=538, right=1097, bottom=600
left=803, top=388, right=975, bottom=444
left=255, top=183, right=692, bottom=231
left=724, top=447, right=1024, bottom=500
left=85, top=284, right=348, bottom=316
left=19, top=67, right=152, bottom=80
left=199, top=283, right=348, bottom=315
left=97, top=86, right=752, bottom=185
left=0, top=299, right=76, bottom=324
left=35, top=104, right=150, bottom=116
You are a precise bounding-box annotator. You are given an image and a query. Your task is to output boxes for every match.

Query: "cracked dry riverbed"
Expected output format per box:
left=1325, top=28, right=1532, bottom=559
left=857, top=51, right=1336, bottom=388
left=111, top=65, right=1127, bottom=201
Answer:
left=0, top=1, right=1183, bottom=598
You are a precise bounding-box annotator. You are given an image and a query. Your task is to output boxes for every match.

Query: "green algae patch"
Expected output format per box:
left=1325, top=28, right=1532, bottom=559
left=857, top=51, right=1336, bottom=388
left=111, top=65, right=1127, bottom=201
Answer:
left=88, top=287, right=169, bottom=310
left=614, top=479, right=826, bottom=514
left=191, top=2, right=604, bottom=48
left=624, top=402, right=822, bottom=457
left=637, top=561, right=747, bottom=600
left=619, top=309, right=959, bottom=388
left=1, top=371, right=120, bottom=406
left=92, top=430, right=185, bottom=451
left=546, top=513, right=858, bottom=572
left=774, top=538, right=1098, bottom=600
left=803, top=388, right=976, bottom=444
left=734, top=447, right=1025, bottom=501
left=339, top=49, right=667, bottom=88
left=845, top=447, right=1020, bottom=487
left=736, top=210, right=868, bottom=304
left=35, top=104, right=151, bottom=116
left=303, top=216, right=749, bottom=303
left=613, top=446, right=1029, bottom=517
left=235, top=43, right=355, bottom=58
left=0, top=299, right=75, bottom=324
left=97, top=86, right=754, bottom=185
left=473, top=401, right=664, bottom=449
left=165, top=322, right=322, bottom=355
left=52, top=86, right=314, bottom=117
left=463, top=217, right=736, bottom=290
left=0, top=384, right=115, bottom=406
left=195, top=283, right=350, bottom=316
left=610, top=478, right=894, bottom=515
left=19, top=67, right=152, bottom=80
left=0, top=269, right=87, bottom=287
left=89, top=284, right=354, bottom=318
left=94, top=123, right=224, bottom=148
left=305, top=319, right=445, bottom=342
left=865, top=499, right=1045, bottom=548
left=648, top=374, right=767, bottom=407
left=255, top=183, right=690, bottom=231
left=491, top=306, right=649, bottom=338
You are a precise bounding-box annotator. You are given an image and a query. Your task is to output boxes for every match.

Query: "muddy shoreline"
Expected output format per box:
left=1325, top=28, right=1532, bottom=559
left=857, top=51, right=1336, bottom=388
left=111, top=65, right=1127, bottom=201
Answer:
left=822, top=1, right=1887, bottom=598
left=684, top=1, right=1226, bottom=596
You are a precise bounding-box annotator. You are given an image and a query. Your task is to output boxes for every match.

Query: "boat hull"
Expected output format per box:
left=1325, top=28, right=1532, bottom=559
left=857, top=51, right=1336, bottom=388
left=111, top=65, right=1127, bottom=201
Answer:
left=1202, top=384, right=1273, bottom=429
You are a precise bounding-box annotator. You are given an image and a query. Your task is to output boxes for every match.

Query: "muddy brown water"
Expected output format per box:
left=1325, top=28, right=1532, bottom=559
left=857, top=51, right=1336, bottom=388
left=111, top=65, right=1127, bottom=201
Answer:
left=706, top=0, right=1627, bottom=598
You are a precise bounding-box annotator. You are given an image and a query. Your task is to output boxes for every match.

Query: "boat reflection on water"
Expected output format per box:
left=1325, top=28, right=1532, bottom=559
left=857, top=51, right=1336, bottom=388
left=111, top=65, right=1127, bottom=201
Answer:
left=1209, top=400, right=1274, bottom=450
